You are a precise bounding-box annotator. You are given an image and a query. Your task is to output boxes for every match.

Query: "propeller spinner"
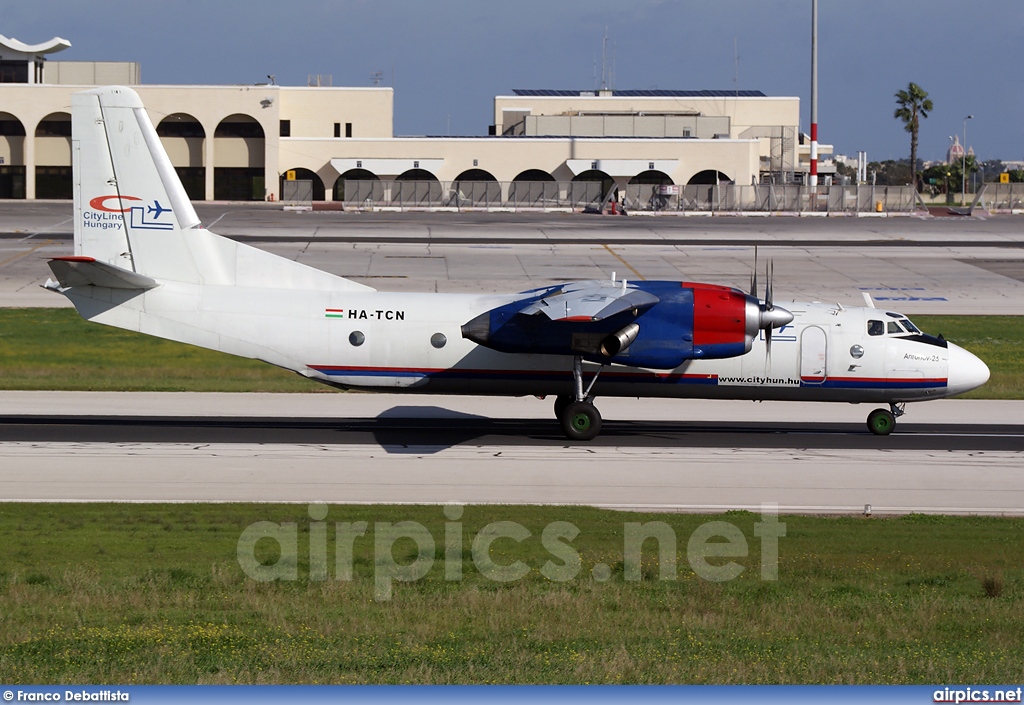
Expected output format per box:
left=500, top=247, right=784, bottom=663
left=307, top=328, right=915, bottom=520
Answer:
left=746, top=249, right=793, bottom=358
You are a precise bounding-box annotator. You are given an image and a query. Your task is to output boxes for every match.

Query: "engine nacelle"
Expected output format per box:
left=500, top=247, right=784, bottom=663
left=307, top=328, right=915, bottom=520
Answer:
left=462, top=281, right=792, bottom=370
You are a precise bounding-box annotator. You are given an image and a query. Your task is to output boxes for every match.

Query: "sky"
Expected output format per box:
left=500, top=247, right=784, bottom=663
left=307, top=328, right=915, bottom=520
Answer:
left=3, top=0, right=1022, bottom=164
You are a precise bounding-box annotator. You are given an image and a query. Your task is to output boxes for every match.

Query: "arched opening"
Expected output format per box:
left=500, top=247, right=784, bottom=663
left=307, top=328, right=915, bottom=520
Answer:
left=452, top=169, right=499, bottom=206
left=34, top=112, right=72, bottom=199
left=0, top=112, right=26, bottom=199
left=157, top=113, right=205, bottom=200
left=627, top=170, right=675, bottom=211
left=393, top=169, right=441, bottom=206
left=509, top=168, right=558, bottom=206
left=629, top=170, right=673, bottom=185
left=454, top=168, right=497, bottom=182
left=570, top=169, right=614, bottom=208
left=334, top=168, right=379, bottom=202
left=214, top=114, right=265, bottom=201
left=395, top=168, right=438, bottom=181
left=688, top=170, right=731, bottom=185
left=280, top=167, right=325, bottom=201
left=513, top=169, right=555, bottom=182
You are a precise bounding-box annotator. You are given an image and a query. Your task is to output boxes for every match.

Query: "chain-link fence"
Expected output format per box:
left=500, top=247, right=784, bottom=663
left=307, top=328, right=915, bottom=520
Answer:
left=342, top=180, right=923, bottom=214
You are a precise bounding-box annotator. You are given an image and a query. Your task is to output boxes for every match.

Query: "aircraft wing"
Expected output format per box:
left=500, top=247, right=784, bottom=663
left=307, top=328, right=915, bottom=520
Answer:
left=462, top=280, right=659, bottom=360
left=518, top=281, right=660, bottom=321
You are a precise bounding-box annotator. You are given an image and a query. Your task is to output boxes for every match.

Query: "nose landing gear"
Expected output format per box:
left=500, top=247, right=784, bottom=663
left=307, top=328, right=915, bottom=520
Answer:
left=555, top=356, right=604, bottom=441
left=867, top=402, right=906, bottom=436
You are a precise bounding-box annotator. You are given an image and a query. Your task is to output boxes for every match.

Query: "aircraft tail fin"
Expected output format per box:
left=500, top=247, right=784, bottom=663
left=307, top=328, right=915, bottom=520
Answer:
left=71, top=86, right=373, bottom=292
left=72, top=86, right=204, bottom=281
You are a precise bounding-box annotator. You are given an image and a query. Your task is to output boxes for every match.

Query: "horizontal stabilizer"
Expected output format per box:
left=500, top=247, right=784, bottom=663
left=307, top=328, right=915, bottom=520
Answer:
left=48, top=256, right=159, bottom=290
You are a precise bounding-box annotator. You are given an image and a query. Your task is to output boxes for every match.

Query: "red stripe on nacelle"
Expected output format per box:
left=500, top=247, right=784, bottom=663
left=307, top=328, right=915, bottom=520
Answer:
left=691, top=285, right=747, bottom=346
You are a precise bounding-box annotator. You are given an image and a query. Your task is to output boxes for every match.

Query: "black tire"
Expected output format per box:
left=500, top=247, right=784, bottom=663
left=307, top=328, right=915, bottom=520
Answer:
left=867, top=408, right=896, bottom=436
left=559, top=400, right=602, bottom=441
left=553, top=394, right=573, bottom=419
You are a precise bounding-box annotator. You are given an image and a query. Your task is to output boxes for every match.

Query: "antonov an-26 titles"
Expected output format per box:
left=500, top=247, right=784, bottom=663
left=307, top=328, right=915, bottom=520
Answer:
left=45, top=87, right=990, bottom=440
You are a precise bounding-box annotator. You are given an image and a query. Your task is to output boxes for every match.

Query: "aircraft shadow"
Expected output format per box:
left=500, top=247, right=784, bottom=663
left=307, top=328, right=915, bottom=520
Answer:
left=0, top=414, right=1020, bottom=452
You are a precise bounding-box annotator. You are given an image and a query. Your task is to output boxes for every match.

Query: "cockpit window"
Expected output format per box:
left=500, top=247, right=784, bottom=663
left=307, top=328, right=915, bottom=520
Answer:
left=887, top=321, right=902, bottom=334
left=868, top=320, right=884, bottom=336
left=902, top=318, right=921, bottom=334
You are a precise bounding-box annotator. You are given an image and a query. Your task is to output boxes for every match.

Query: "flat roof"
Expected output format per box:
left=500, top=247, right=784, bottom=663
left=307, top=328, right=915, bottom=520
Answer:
left=511, top=89, right=767, bottom=98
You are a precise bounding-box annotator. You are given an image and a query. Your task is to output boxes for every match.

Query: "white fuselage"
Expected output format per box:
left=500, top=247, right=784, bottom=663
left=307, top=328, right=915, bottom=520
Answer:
left=68, top=281, right=978, bottom=406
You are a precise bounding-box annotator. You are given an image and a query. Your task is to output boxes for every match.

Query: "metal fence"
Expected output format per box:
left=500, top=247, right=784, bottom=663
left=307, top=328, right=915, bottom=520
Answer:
left=343, top=180, right=604, bottom=210
left=341, top=179, right=922, bottom=214
left=281, top=179, right=313, bottom=205
left=974, top=182, right=1024, bottom=212
left=623, top=183, right=920, bottom=213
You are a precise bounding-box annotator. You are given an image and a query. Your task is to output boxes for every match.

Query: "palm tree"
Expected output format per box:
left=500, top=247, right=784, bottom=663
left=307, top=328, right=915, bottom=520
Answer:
left=894, top=83, right=933, bottom=188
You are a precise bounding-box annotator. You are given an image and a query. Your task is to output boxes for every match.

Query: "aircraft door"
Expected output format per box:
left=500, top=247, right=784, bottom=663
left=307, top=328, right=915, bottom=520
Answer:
left=800, top=326, right=828, bottom=384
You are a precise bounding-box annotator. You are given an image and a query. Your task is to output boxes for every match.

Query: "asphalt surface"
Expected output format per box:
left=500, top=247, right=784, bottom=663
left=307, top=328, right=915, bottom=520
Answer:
left=2, top=414, right=1022, bottom=451
left=0, top=394, right=1021, bottom=513
left=4, top=203, right=1024, bottom=313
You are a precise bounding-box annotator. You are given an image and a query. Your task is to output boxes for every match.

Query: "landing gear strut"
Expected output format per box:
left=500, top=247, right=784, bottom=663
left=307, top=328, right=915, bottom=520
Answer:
left=555, top=356, right=603, bottom=441
left=867, top=402, right=905, bottom=436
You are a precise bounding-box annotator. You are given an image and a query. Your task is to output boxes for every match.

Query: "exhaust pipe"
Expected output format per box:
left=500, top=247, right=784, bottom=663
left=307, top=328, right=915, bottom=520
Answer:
left=600, top=322, right=640, bottom=357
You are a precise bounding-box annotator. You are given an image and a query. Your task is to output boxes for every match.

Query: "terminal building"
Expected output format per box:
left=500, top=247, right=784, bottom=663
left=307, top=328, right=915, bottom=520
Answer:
left=0, top=33, right=832, bottom=203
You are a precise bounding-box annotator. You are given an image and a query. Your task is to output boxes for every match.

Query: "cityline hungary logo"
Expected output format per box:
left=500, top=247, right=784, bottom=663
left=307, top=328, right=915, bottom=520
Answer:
left=84, top=195, right=173, bottom=231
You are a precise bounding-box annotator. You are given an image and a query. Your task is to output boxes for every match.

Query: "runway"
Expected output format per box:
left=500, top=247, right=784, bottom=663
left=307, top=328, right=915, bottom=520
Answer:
left=1, top=393, right=1021, bottom=514
left=3, top=203, right=1024, bottom=313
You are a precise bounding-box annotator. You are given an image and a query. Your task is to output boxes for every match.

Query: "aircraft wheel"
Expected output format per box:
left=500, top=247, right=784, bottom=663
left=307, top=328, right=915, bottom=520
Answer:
left=867, top=408, right=896, bottom=436
left=553, top=394, right=574, bottom=419
left=560, top=400, right=602, bottom=441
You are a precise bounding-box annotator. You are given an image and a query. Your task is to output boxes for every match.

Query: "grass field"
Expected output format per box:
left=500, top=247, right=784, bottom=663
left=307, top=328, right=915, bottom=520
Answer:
left=0, top=309, right=1021, bottom=397
left=0, top=504, right=1021, bottom=684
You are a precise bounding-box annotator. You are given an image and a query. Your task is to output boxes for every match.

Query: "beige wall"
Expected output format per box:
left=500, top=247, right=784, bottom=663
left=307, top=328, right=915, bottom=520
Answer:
left=162, top=137, right=205, bottom=167
left=43, top=61, right=141, bottom=85
left=0, top=83, right=774, bottom=200
left=493, top=95, right=800, bottom=139
left=0, top=136, right=24, bottom=165
left=289, top=135, right=762, bottom=193
left=278, top=87, right=392, bottom=139
left=34, top=136, right=71, bottom=165
left=214, top=137, right=265, bottom=168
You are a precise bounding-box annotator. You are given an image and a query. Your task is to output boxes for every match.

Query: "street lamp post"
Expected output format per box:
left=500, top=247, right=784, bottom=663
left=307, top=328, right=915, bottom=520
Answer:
left=962, top=115, right=973, bottom=206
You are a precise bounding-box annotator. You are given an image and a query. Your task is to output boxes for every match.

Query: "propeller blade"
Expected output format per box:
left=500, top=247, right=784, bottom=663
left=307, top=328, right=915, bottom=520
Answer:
left=765, top=326, right=773, bottom=367
left=764, top=260, right=772, bottom=311
left=749, top=246, right=759, bottom=298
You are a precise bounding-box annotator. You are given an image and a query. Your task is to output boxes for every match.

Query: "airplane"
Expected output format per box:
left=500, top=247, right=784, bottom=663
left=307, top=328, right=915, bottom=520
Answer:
left=147, top=200, right=170, bottom=219
left=44, top=86, right=990, bottom=441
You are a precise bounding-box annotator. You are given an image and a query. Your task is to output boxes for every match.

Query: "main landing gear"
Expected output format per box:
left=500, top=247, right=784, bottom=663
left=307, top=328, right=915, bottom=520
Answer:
left=555, top=356, right=604, bottom=441
left=867, top=402, right=906, bottom=436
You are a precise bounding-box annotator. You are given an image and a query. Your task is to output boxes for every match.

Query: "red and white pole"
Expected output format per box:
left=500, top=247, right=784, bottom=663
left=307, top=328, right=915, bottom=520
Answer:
left=809, top=0, right=818, bottom=188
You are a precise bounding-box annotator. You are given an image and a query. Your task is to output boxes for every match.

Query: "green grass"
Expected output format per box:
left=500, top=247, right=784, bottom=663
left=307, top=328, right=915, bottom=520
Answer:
left=915, top=315, right=1024, bottom=398
left=0, top=504, right=1021, bottom=684
left=0, top=309, right=1020, bottom=397
left=0, top=308, right=319, bottom=392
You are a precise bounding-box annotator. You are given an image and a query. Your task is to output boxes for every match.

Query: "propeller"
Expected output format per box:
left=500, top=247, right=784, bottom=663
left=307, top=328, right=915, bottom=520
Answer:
left=764, top=259, right=775, bottom=357
left=749, top=248, right=793, bottom=364
left=749, top=246, right=759, bottom=299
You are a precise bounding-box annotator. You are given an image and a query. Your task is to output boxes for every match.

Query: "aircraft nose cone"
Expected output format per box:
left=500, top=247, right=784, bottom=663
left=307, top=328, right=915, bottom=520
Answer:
left=946, top=342, right=990, bottom=396
left=760, top=305, right=794, bottom=330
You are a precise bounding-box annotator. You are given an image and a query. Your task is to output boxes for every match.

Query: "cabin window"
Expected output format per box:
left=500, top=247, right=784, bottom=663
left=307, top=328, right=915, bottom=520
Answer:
left=349, top=331, right=365, bottom=346
left=430, top=332, right=447, bottom=349
left=868, top=320, right=884, bottom=336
